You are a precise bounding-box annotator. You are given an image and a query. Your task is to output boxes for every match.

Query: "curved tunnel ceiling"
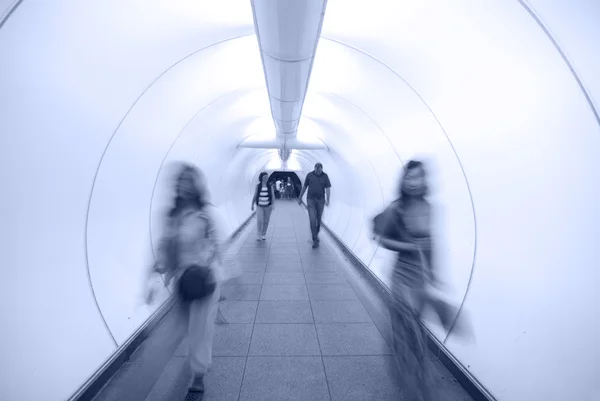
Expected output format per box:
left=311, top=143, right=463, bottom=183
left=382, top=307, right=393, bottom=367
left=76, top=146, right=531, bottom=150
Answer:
left=1, top=1, right=599, bottom=401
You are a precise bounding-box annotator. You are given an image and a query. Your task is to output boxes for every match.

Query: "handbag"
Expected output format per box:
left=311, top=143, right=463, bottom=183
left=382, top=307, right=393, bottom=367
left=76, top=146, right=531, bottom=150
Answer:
left=373, top=200, right=405, bottom=241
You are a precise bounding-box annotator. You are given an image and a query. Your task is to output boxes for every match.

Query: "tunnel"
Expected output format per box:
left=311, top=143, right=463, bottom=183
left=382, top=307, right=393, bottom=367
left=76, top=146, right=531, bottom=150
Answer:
left=1, top=1, right=599, bottom=401
left=268, top=172, right=302, bottom=199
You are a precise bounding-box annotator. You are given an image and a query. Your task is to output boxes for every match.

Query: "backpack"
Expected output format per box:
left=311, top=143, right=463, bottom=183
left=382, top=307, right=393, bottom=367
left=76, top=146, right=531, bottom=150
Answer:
left=164, top=208, right=217, bottom=302
left=372, top=201, right=403, bottom=240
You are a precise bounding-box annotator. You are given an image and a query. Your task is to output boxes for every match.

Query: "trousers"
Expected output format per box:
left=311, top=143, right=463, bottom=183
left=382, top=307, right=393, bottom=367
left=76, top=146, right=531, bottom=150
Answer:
left=256, top=205, right=273, bottom=236
left=175, top=284, right=221, bottom=376
left=307, top=197, right=325, bottom=241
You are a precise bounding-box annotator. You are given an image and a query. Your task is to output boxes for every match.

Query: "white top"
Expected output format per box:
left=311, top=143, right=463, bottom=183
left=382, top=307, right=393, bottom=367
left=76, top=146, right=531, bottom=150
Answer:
left=258, top=185, right=270, bottom=206
left=160, top=204, right=240, bottom=284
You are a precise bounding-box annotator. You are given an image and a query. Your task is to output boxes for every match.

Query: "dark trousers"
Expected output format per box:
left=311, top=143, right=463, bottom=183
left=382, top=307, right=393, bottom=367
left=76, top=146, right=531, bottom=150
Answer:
left=307, top=197, right=325, bottom=241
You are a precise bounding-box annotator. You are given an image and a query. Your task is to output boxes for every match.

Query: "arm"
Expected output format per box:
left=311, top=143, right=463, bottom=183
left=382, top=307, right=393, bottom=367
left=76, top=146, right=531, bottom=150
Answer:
left=377, top=235, right=419, bottom=252
left=251, top=185, right=257, bottom=210
left=325, top=187, right=331, bottom=206
left=298, top=179, right=308, bottom=204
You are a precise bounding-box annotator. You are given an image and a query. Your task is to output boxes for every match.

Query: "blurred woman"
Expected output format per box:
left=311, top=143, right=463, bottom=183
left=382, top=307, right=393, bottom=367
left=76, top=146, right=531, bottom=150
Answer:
left=251, top=172, right=275, bottom=241
left=374, top=160, right=465, bottom=401
left=148, top=163, right=232, bottom=396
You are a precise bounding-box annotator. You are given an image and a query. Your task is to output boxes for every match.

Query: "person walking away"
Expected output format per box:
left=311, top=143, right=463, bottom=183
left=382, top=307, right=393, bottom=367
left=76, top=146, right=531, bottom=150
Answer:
left=285, top=177, right=294, bottom=199
left=252, top=172, right=275, bottom=241
left=146, top=163, right=234, bottom=397
left=298, top=163, right=331, bottom=248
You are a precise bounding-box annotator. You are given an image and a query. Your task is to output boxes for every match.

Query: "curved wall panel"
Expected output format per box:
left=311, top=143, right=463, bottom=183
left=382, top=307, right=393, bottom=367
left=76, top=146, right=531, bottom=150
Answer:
left=87, top=36, right=267, bottom=345
left=310, top=1, right=600, bottom=400
left=0, top=2, right=265, bottom=400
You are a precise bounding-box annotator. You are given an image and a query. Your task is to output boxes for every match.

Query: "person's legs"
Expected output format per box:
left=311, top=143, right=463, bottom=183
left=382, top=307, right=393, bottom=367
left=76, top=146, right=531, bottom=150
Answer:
left=188, top=285, right=221, bottom=392
left=314, top=198, right=325, bottom=240
left=256, top=206, right=264, bottom=239
left=307, top=198, right=319, bottom=243
left=262, top=205, right=273, bottom=237
left=388, top=283, right=432, bottom=401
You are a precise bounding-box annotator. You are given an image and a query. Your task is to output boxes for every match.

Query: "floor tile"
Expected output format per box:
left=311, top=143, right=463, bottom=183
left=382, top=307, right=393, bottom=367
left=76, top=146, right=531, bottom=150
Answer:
left=263, top=272, right=305, bottom=285
left=266, top=261, right=304, bottom=272
left=305, top=272, right=346, bottom=285
left=307, top=284, right=358, bottom=301
left=316, top=323, right=391, bottom=355
left=311, top=300, right=372, bottom=323
left=248, top=324, right=320, bottom=356
left=323, top=356, right=402, bottom=401
left=221, top=285, right=262, bottom=301
left=239, top=357, right=330, bottom=401
left=218, top=301, right=258, bottom=324
left=255, top=301, right=314, bottom=323
left=268, top=254, right=302, bottom=265
left=229, top=272, right=265, bottom=285
left=260, top=285, right=309, bottom=301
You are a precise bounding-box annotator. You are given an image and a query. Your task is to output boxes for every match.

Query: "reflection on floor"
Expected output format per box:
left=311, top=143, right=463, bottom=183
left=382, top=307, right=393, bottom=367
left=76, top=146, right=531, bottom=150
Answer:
left=93, top=200, right=473, bottom=401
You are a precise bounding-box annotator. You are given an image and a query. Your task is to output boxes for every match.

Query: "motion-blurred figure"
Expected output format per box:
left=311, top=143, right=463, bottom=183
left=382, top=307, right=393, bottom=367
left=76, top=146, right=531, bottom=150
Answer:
left=146, top=163, right=234, bottom=397
left=251, top=172, right=275, bottom=241
left=373, top=160, right=470, bottom=401
left=298, top=163, right=331, bottom=248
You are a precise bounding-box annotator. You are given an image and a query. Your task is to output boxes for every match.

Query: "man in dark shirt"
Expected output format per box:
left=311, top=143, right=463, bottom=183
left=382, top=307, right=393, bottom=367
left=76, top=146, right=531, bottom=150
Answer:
left=298, top=163, right=331, bottom=248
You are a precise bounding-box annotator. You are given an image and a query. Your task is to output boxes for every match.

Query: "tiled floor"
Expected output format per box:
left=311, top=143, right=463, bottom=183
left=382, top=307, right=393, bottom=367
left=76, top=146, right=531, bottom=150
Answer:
left=94, top=200, right=473, bottom=401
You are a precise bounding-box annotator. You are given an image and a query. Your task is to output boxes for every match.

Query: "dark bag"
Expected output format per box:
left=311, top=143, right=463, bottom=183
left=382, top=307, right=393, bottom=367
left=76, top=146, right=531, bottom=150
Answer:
left=178, top=264, right=216, bottom=302
left=372, top=201, right=404, bottom=240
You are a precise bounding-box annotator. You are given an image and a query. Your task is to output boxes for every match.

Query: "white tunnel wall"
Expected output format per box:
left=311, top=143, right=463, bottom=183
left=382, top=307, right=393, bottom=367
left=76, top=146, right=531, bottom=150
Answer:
left=0, top=2, right=270, bottom=400
left=309, top=1, right=600, bottom=401
left=1, top=1, right=599, bottom=401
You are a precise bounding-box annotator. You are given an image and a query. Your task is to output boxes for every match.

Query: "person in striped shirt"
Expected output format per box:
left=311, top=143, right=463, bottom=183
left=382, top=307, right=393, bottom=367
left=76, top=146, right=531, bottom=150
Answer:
left=251, top=172, right=275, bottom=240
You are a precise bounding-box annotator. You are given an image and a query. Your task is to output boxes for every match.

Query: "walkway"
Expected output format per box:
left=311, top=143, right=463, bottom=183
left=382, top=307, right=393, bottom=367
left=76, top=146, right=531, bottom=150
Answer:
left=93, top=201, right=473, bottom=401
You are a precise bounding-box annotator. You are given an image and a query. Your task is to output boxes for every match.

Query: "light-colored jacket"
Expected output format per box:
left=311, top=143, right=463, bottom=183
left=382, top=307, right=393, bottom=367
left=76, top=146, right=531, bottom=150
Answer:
left=157, top=205, right=240, bottom=285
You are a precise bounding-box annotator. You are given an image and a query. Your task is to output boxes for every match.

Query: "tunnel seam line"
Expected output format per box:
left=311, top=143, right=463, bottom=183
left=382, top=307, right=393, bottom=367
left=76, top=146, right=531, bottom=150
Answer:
left=306, top=104, right=388, bottom=257
left=84, top=33, right=255, bottom=348
left=319, top=37, right=478, bottom=344
left=517, top=0, right=600, bottom=127
left=148, top=87, right=259, bottom=262
left=0, top=0, right=23, bottom=29
left=312, top=92, right=406, bottom=255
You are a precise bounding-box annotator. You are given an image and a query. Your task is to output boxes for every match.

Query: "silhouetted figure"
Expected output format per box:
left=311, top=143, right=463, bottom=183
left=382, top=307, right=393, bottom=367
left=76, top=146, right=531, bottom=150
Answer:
left=374, top=160, right=469, bottom=401
left=147, top=163, right=232, bottom=398
left=298, top=163, right=331, bottom=248
left=284, top=177, right=294, bottom=199
left=252, top=172, right=275, bottom=241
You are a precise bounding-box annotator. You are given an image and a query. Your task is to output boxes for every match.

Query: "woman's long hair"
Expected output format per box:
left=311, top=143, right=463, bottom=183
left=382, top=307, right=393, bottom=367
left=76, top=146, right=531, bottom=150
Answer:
left=169, top=163, right=208, bottom=218
left=257, top=172, right=268, bottom=183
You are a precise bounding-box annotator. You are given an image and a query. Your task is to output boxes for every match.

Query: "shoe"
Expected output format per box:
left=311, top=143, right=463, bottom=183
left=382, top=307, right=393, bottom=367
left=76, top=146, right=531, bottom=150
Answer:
left=189, top=375, right=205, bottom=393
left=261, top=235, right=267, bottom=240
left=312, top=241, right=319, bottom=249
